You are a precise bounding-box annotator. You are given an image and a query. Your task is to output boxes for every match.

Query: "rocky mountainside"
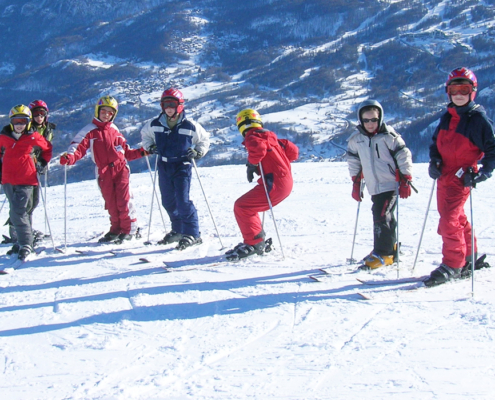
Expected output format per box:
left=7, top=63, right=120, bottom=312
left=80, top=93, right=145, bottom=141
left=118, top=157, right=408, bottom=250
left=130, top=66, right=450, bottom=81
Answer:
left=1, top=0, right=494, bottom=184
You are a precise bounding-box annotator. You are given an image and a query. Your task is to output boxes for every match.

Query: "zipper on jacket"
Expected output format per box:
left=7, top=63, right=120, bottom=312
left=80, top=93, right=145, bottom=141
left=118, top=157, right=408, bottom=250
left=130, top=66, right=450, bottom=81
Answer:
left=375, top=144, right=380, bottom=158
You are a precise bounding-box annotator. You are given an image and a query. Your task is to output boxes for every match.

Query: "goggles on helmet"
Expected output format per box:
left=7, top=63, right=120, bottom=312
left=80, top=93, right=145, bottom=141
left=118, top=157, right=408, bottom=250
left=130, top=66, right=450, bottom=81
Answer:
left=32, top=109, right=48, bottom=117
left=99, top=108, right=115, bottom=116
left=447, top=84, right=473, bottom=96
left=11, top=117, right=29, bottom=125
left=161, top=100, right=179, bottom=109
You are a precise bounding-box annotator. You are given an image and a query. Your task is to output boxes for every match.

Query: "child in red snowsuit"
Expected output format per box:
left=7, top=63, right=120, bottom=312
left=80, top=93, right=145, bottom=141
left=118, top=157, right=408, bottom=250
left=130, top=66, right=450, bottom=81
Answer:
left=425, top=67, right=495, bottom=287
left=60, top=96, right=148, bottom=244
left=227, top=109, right=298, bottom=261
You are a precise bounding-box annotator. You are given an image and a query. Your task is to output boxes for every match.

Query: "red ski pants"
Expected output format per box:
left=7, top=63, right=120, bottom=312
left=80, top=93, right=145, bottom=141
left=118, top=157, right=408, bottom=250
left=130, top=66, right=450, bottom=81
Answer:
left=437, top=177, right=476, bottom=269
left=98, top=164, right=137, bottom=235
left=234, top=175, right=293, bottom=246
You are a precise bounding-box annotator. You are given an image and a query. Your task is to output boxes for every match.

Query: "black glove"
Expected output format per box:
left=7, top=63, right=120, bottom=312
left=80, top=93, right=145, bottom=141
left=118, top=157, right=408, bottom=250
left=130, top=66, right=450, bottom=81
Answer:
left=36, top=158, right=48, bottom=175
left=148, top=145, right=158, bottom=154
left=428, top=160, right=442, bottom=180
left=464, top=169, right=491, bottom=188
left=246, top=163, right=259, bottom=183
left=187, top=147, right=203, bottom=161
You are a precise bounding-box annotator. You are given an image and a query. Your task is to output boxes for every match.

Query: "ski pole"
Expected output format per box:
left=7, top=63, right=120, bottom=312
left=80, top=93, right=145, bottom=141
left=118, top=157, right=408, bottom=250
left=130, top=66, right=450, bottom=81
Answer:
left=469, top=185, right=476, bottom=298
left=396, top=182, right=400, bottom=279
left=412, top=179, right=436, bottom=272
left=347, top=179, right=364, bottom=264
left=144, top=155, right=160, bottom=245
left=37, top=173, right=56, bottom=251
left=191, top=158, right=224, bottom=249
left=44, top=170, right=48, bottom=234
left=0, top=186, right=7, bottom=215
left=259, top=162, right=285, bottom=260
left=63, top=164, right=67, bottom=252
left=145, top=155, right=167, bottom=232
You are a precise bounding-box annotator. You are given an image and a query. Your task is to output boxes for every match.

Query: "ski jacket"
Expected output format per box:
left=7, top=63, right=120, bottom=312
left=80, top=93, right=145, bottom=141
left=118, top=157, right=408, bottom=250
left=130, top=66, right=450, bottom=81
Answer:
left=140, top=111, right=210, bottom=163
left=33, top=122, right=56, bottom=143
left=243, top=128, right=299, bottom=183
left=430, top=102, right=495, bottom=176
left=347, top=123, right=413, bottom=196
left=0, top=125, right=52, bottom=185
left=67, top=118, right=142, bottom=173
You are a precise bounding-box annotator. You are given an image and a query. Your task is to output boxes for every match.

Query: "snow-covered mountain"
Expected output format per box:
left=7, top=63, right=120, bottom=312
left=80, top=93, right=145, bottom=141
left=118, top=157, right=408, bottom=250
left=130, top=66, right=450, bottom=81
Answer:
left=1, top=0, right=495, bottom=184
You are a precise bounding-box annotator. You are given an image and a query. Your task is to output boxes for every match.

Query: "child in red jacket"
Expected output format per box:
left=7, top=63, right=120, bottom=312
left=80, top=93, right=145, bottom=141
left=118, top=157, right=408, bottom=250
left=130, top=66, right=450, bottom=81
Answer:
left=226, top=109, right=299, bottom=261
left=60, top=96, right=148, bottom=244
left=0, top=105, right=52, bottom=260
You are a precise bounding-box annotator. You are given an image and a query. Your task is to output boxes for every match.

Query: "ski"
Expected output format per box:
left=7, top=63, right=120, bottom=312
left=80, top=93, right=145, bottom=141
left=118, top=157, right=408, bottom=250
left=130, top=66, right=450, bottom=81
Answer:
left=356, top=276, right=428, bottom=286
left=74, top=249, right=118, bottom=256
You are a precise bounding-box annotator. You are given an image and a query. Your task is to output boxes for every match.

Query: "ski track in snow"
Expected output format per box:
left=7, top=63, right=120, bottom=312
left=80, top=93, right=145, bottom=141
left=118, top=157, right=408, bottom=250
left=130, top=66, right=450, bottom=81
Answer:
left=0, top=163, right=495, bottom=399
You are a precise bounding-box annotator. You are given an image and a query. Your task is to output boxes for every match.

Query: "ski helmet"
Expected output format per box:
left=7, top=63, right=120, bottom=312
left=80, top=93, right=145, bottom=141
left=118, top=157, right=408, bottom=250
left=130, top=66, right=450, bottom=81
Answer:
left=95, top=96, right=118, bottom=121
left=29, top=99, right=49, bottom=122
left=9, top=104, right=32, bottom=131
left=446, top=67, right=478, bottom=101
left=160, top=88, right=185, bottom=114
left=357, top=99, right=384, bottom=128
left=236, top=109, right=263, bottom=136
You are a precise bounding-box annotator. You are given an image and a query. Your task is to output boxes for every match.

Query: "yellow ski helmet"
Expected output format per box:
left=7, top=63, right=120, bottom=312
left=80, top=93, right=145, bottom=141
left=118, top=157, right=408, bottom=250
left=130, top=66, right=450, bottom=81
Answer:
left=236, top=108, right=263, bottom=136
left=95, top=96, right=118, bottom=121
left=9, top=104, right=32, bottom=131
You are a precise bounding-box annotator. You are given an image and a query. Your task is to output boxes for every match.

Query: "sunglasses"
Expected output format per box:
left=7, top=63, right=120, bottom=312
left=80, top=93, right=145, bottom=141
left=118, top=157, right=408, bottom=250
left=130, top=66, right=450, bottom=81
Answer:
left=447, top=84, right=473, bottom=96
left=362, top=118, right=379, bottom=123
left=161, top=100, right=179, bottom=109
left=33, top=110, right=47, bottom=117
left=11, top=118, right=29, bottom=125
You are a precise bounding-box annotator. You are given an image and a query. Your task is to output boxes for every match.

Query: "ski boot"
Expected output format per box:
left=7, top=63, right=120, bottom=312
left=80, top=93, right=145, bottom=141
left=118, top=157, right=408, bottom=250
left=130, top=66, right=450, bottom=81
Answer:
left=225, top=241, right=265, bottom=262
left=18, top=245, right=33, bottom=261
left=114, top=233, right=133, bottom=245
left=98, top=232, right=119, bottom=243
left=176, top=235, right=202, bottom=250
left=358, top=252, right=394, bottom=271
left=6, top=243, right=20, bottom=256
left=460, top=254, right=490, bottom=279
left=158, top=230, right=182, bottom=245
left=424, top=263, right=461, bottom=287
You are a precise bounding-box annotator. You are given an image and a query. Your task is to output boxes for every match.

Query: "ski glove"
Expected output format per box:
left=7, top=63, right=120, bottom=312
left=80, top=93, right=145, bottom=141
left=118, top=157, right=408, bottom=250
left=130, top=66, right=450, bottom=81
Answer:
left=246, top=163, right=259, bottom=183
left=60, top=153, right=75, bottom=166
left=36, top=158, right=48, bottom=175
left=187, top=147, right=203, bottom=161
left=147, top=145, right=158, bottom=154
left=351, top=173, right=363, bottom=202
left=139, top=147, right=149, bottom=157
left=428, top=160, right=442, bottom=180
left=396, top=172, right=413, bottom=199
left=464, top=169, right=491, bottom=188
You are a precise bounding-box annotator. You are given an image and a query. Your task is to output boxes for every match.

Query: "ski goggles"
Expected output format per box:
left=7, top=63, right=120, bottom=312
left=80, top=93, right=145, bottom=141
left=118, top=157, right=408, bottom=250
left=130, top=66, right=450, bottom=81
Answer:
left=11, top=117, right=29, bottom=125
left=447, top=84, right=473, bottom=96
left=161, top=100, right=179, bottom=109
left=361, top=118, right=379, bottom=123
left=99, top=108, right=115, bottom=116
left=32, top=109, right=47, bottom=117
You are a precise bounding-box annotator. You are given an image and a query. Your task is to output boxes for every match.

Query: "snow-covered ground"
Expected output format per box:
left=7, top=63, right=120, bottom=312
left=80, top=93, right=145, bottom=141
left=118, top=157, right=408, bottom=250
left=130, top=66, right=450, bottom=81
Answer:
left=1, top=162, right=494, bottom=400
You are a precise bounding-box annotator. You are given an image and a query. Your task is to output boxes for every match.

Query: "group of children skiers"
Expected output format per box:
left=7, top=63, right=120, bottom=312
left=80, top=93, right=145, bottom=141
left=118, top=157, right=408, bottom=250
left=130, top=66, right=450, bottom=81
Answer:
left=0, top=67, right=492, bottom=287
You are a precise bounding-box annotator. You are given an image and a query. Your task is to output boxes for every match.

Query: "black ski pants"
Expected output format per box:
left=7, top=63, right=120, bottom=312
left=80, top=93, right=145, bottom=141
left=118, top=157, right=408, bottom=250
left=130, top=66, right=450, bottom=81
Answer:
left=3, top=184, right=35, bottom=248
left=371, top=190, right=397, bottom=256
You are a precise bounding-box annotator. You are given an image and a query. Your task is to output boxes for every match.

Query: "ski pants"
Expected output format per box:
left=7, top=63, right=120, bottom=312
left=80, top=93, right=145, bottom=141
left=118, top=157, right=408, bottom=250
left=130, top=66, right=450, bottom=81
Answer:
left=371, top=190, right=397, bottom=256
left=234, top=173, right=293, bottom=246
left=6, top=185, right=39, bottom=242
left=3, top=184, right=35, bottom=248
left=157, top=161, right=199, bottom=238
left=98, top=163, right=137, bottom=235
left=437, top=176, right=475, bottom=269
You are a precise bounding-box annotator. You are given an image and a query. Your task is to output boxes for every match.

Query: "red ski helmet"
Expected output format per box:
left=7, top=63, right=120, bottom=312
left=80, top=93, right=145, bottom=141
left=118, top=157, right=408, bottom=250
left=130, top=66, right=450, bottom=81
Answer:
left=446, top=67, right=478, bottom=101
left=29, top=99, right=49, bottom=122
left=160, top=88, right=185, bottom=114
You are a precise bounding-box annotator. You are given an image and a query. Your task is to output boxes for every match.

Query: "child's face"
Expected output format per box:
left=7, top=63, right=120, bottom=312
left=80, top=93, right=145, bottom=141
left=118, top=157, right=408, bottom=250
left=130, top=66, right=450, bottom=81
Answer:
left=361, top=110, right=380, bottom=134
left=99, top=106, right=115, bottom=122
left=11, top=118, right=28, bottom=133
left=164, top=106, right=177, bottom=118
left=448, top=84, right=471, bottom=107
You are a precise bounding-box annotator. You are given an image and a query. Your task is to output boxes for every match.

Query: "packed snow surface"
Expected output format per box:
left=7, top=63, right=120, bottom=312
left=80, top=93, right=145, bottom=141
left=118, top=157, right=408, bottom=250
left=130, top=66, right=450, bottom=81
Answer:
left=1, top=162, right=494, bottom=399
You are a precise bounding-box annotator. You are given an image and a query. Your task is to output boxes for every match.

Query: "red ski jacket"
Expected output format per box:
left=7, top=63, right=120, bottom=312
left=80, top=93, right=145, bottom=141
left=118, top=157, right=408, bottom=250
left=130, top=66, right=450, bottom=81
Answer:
left=0, top=125, right=53, bottom=185
left=243, top=128, right=299, bottom=183
left=68, top=118, right=143, bottom=173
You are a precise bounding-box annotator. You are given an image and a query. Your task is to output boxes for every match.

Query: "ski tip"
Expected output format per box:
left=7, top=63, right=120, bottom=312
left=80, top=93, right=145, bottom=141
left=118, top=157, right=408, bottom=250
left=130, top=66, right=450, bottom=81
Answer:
left=144, top=241, right=153, bottom=246
left=357, top=292, right=373, bottom=300
left=0, top=270, right=8, bottom=275
left=139, top=258, right=150, bottom=263
left=55, top=247, right=65, bottom=254
left=318, top=268, right=329, bottom=275
left=309, top=275, right=321, bottom=282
